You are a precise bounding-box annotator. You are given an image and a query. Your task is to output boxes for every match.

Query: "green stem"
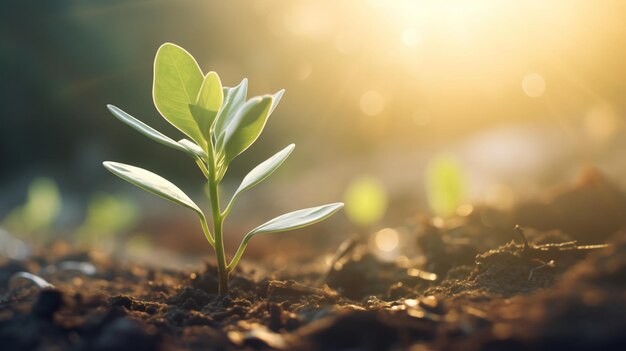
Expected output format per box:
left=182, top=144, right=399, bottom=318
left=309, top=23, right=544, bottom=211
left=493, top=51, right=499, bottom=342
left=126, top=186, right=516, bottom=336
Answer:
left=227, top=233, right=252, bottom=273
left=207, top=146, right=228, bottom=294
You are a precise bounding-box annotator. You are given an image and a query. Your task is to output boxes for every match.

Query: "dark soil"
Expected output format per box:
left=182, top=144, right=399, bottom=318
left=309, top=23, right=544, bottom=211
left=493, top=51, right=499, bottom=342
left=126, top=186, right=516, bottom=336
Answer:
left=1, top=171, right=626, bottom=350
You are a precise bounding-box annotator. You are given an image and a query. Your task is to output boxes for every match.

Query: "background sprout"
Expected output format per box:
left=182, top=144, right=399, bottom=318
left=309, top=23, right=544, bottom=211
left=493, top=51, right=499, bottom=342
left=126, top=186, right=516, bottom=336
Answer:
left=2, top=177, right=62, bottom=242
left=425, top=154, right=465, bottom=218
left=343, top=176, right=388, bottom=227
left=103, top=43, right=343, bottom=294
left=76, top=193, right=138, bottom=250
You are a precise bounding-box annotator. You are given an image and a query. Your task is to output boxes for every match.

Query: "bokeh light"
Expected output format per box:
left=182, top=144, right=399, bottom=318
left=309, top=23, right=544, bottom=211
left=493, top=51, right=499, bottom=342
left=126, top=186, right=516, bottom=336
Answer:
left=359, top=91, right=386, bottom=116
left=374, top=228, right=399, bottom=252
left=522, top=73, right=546, bottom=98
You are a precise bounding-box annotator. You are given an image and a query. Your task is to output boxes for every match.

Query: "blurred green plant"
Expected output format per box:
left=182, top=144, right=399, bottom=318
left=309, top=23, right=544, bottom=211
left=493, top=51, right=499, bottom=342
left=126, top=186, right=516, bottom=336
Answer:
left=76, top=193, right=139, bottom=248
left=103, top=43, right=343, bottom=294
left=3, top=177, right=62, bottom=239
left=425, top=154, right=465, bottom=217
left=343, top=176, right=388, bottom=226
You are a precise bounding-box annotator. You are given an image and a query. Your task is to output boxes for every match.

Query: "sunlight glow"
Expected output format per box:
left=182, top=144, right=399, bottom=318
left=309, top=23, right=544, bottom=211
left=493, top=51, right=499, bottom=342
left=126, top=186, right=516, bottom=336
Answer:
left=412, top=110, right=432, bottom=126
left=283, top=3, right=333, bottom=40
left=258, top=0, right=614, bottom=134
left=402, top=27, right=422, bottom=47
left=584, top=103, right=619, bottom=143
left=334, top=31, right=360, bottom=54
left=295, top=62, right=312, bottom=80
left=485, top=184, right=515, bottom=210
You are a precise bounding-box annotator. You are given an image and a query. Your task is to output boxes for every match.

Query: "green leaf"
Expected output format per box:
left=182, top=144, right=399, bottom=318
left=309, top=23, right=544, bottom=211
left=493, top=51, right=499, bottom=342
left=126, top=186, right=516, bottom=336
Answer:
left=213, top=78, right=248, bottom=140
left=192, top=72, right=223, bottom=134
left=107, top=104, right=198, bottom=159
left=269, top=89, right=285, bottom=115
left=196, top=72, right=223, bottom=111
left=189, top=105, right=215, bottom=142
left=228, top=144, right=295, bottom=207
left=217, top=95, right=273, bottom=165
left=227, top=202, right=344, bottom=272
left=153, top=43, right=205, bottom=147
left=102, top=161, right=202, bottom=216
left=247, top=202, right=344, bottom=237
left=177, top=139, right=208, bottom=160
left=213, top=88, right=281, bottom=181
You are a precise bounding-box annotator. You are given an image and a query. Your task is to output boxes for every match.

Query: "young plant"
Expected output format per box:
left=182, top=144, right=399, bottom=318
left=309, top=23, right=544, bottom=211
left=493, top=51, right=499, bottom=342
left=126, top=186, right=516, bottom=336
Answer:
left=103, top=43, right=343, bottom=294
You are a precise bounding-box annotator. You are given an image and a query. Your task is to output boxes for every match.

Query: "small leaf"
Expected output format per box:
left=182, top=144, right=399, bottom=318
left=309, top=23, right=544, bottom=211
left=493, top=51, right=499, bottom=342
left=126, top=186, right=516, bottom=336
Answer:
left=192, top=72, right=223, bottom=134
left=106, top=104, right=199, bottom=158
left=217, top=95, right=273, bottom=165
left=196, top=72, right=223, bottom=111
left=153, top=43, right=205, bottom=147
left=215, top=157, right=229, bottom=183
left=213, top=78, right=248, bottom=140
left=269, top=89, right=285, bottom=115
left=177, top=139, right=208, bottom=160
left=247, top=203, right=344, bottom=237
left=102, top=161, right=202, bottom=216
left=229, top=144, right=295, bottom=206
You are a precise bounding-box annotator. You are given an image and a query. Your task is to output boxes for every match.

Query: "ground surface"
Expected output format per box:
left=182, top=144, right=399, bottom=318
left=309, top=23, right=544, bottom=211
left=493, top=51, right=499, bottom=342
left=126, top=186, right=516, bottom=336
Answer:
left=1, top=171, right=626, bottom=351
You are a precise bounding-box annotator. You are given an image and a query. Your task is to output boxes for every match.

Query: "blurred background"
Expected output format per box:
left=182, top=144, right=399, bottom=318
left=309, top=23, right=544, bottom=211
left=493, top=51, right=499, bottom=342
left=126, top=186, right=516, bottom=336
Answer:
left=1, top=0, right=626, bottom=266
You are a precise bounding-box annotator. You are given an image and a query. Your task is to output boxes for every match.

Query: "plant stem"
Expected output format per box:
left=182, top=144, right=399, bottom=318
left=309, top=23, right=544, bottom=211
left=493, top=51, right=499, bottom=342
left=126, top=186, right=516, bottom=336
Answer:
left=207, top=146, right=228, bottom=294
left=211, top=208, right=228, bottom=294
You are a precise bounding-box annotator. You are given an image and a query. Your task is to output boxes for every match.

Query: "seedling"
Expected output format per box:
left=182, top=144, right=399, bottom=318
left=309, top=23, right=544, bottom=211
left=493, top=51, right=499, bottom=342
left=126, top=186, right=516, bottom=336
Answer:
left=103, top=43, right=343, bottom=294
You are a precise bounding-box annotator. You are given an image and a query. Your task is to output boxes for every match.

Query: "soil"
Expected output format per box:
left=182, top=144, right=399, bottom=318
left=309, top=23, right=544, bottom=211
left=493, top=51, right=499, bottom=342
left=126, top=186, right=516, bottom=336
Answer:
left=1, top=170, right=626, bottom=350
